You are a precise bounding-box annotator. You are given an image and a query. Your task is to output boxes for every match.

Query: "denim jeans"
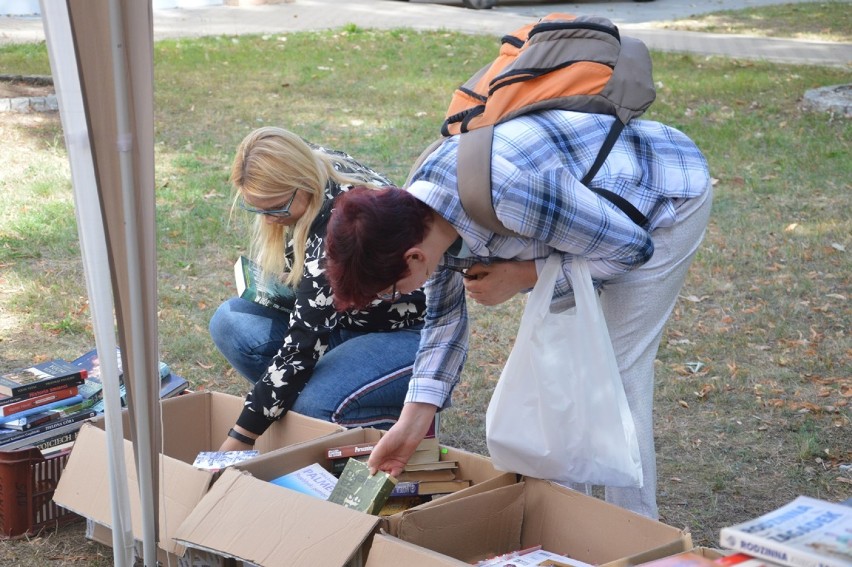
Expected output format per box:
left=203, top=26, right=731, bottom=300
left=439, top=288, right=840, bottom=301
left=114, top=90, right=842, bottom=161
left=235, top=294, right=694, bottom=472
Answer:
left=209, top=297, right=423, bottom=429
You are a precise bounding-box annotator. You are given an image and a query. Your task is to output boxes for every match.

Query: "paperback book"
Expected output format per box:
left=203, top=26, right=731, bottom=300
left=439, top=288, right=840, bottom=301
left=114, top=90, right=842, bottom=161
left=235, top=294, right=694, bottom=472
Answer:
left=270, top=463, right=339, bottom=499
left=719, top=495, right=852, bottom=567
left=0, top=395, right=84, bottom=426
left=0, top=385, right=79, bottom=417
left=0, top=359, right=87, bottom=397
left=0, top=408, right=98, bottom=450
left=192, top=450, right=260, bottom=472
left=234, top=255, right=296, bottom=313
left=327, top=458, right=398, bottom=515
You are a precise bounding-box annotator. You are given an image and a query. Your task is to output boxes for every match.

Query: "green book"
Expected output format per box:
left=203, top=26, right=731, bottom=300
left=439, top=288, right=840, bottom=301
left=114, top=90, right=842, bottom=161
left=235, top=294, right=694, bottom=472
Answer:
left=327, top=458, right=398, bottom=515
left=234, top=256, right=296, bottom=313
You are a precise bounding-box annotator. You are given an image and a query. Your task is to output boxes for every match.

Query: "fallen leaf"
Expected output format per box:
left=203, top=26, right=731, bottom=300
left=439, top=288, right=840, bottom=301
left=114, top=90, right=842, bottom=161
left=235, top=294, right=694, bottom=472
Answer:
left=831, top=242, right=846, bottom=252
left=678, top=400, right=689, bottom=408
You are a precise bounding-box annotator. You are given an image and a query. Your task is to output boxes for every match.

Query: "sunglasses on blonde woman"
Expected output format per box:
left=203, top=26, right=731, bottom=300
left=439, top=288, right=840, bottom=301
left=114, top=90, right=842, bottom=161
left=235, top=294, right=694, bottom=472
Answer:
left=238, top=190, right=298, bottom=218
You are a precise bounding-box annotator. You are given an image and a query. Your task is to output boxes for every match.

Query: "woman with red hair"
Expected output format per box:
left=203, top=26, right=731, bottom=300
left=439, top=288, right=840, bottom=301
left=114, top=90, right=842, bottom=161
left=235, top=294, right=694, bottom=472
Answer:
left=325, top=109, right=712, bottom=520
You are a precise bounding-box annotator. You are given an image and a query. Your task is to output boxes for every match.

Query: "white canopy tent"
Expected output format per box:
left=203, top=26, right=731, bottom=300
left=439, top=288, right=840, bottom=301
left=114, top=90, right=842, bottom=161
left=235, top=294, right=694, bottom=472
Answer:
left=40, top=1, right=163, bottom=565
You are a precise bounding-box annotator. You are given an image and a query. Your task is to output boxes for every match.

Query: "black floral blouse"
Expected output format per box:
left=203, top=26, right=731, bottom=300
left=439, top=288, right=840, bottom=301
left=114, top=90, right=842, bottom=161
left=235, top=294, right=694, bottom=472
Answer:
left=236, top=145, right=427, bottom=436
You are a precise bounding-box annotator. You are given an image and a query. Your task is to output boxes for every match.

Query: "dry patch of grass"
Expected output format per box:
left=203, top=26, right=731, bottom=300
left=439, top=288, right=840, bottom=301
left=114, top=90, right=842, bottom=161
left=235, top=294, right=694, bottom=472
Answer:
left=657, top=2, right=852, bottom=42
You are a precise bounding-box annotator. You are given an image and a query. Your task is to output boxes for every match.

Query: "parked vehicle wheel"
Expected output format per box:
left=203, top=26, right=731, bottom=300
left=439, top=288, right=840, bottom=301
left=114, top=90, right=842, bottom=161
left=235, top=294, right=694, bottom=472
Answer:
left=462, top=0, right=496, bottom=9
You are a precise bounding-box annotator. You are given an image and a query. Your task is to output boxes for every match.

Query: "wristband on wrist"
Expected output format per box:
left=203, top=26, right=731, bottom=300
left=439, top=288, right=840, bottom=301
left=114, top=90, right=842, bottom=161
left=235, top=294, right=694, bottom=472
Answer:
left=228, top=427, right=256, bottom=446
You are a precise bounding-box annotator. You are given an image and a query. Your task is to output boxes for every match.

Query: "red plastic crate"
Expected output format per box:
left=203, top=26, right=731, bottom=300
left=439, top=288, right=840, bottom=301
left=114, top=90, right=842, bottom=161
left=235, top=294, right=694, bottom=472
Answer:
left=0, top=447, right=81, bottom=538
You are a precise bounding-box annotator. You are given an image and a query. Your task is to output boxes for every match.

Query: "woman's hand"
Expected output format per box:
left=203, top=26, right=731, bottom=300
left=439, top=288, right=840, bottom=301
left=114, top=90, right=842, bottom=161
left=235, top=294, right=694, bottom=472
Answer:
left=464, top=260, right=537, bottom=306
left=367, top=402, right=437, bottom=478
left=218, top=425, right=258, bottom=452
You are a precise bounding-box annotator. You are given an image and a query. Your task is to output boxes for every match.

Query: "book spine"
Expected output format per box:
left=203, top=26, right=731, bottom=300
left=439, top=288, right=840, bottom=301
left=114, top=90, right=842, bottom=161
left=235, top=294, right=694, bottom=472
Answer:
left=0, top=408, right=96, bottom=447
left=34, top=427, right=81, bottom=453
left=719, top=528, right=839, bottom=567
left=389, top=481, right=421, bottom=497
left=0, top=385, right=79, bottom=417
left=3, top=371, right=86, bottom=397
left=326, top=442, right=376, bottom=460
left=0, top=382, right=82, bottom=408
left=0, top=395, right=85, bottom=425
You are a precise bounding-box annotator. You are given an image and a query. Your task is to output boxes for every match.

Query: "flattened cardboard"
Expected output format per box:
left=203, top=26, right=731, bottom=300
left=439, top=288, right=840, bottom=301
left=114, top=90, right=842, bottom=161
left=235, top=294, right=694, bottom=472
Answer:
left=392, top=478, right=692, bottom=567
left=54, top=391, right=343, bottom=557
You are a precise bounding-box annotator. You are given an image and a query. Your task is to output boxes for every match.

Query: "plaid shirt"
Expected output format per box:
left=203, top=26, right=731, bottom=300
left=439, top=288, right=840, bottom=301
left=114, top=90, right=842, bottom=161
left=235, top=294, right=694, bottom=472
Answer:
left=405, top=110, right=710, bottom=409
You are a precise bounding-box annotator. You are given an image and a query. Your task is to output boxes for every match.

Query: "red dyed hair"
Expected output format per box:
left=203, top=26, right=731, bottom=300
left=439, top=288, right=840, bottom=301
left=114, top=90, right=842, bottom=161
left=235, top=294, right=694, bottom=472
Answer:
left=325, top=186, right=432, bottom=310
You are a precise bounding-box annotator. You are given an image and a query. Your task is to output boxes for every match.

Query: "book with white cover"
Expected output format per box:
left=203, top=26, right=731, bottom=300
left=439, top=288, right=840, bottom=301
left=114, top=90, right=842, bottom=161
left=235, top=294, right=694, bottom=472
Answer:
left=719, top=495, right=852, bottom=567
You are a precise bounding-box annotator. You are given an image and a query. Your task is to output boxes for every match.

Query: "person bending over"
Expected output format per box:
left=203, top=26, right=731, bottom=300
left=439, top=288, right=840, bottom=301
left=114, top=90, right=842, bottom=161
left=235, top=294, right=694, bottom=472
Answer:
left=324, top=109, right=712, bottom=519
left=210, top=127, right=426, bottom=451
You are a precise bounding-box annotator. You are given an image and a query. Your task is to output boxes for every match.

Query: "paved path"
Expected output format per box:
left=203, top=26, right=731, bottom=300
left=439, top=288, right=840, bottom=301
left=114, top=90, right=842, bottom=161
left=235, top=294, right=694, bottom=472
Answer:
left=0, top=0, right=850, bottom=67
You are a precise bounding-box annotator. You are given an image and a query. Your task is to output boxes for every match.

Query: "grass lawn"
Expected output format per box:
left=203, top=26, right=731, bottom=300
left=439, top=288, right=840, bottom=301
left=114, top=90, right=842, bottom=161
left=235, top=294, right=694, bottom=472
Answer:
left=0, top=3, right=849, bottom=565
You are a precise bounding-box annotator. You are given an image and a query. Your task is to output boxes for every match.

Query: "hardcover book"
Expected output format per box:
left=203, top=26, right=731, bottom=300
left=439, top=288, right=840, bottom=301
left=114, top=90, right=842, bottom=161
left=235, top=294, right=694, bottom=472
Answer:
left=0, top=359, right=87, bottom=397
left=327, top=457, right=398, bottom=515
left=270, top=463, right=339, bottom=499
left=719, top=495, right=852, bottom=567
left=234, top=255, right=296, bottom=313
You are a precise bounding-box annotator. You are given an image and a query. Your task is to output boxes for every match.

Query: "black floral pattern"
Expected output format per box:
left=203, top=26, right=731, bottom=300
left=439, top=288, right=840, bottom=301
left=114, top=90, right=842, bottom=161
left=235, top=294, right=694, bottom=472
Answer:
left=236, top=147, right=427, bottom=435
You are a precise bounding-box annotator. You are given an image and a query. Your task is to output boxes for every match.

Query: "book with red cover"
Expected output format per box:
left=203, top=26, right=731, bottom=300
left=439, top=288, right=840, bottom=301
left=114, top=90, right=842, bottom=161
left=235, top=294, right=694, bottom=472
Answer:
left=0, top=381, right=83, bottom=408
left=0, top=385, right=79, bottom=417
left=0, top=359, right=87, bottom=397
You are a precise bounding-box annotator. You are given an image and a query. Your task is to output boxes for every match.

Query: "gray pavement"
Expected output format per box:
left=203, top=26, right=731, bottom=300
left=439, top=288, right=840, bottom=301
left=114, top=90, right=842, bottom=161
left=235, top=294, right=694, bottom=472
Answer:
left=0, top=0, right=850, bottom=67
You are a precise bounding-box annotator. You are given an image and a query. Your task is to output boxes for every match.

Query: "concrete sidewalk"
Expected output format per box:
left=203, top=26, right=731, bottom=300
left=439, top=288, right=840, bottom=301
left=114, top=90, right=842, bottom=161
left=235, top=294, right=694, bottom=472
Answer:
left=0, top=0, right=850, bottom=67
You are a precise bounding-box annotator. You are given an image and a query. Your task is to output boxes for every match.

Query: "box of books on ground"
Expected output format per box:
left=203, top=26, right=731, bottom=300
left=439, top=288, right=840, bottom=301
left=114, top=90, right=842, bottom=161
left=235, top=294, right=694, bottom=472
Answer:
left=367, top=478, right=692, bottom=567
left=172, top=427, right=514, bottom=567
left=53, top=391, right=344, bottom=563
left=718, top=495, right=852, bottom=567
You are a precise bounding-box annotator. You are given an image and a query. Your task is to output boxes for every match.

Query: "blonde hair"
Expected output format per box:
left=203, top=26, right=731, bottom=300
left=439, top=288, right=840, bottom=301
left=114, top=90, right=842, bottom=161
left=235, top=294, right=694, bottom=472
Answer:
left=230, top=126, right=382, bottom=288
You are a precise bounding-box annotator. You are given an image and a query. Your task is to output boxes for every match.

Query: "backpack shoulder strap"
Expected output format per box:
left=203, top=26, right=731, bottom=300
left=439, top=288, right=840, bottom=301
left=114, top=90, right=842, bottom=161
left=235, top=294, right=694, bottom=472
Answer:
left=582, top=120, right=651, bottom=229
left=404, top=137, right=446, bottom=188
left=457, top=125, right=519, bottom=237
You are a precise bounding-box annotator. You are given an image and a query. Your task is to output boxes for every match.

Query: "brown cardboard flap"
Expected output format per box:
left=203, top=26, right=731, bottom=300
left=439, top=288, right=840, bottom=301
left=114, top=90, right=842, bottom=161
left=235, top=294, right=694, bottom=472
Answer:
left=521, top=479, right=692, bottom=566
left=174, top=468, right=380, bottom=567
left=397, top=482, right=525, bottom=562
left=365, top=533, right=468, bottom=567
left=54, top=423, right=213, bottom=556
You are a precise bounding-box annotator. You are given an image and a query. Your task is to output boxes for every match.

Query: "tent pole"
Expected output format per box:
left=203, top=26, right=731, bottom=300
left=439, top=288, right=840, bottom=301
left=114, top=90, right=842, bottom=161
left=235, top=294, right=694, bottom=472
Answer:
left=107, top=0, right=158, bottom=564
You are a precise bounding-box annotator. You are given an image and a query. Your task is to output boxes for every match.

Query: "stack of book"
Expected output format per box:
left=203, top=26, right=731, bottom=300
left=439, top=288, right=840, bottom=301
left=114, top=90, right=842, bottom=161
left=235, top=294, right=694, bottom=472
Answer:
left=0, top=347, right=189, bottom=455
left=0, top=359, right=94, bottom=454
left=324, top=431, right=473, bottom=516
left=71, top=347, right=189, bottom=414
left=717, top=495, right=852, bottom=567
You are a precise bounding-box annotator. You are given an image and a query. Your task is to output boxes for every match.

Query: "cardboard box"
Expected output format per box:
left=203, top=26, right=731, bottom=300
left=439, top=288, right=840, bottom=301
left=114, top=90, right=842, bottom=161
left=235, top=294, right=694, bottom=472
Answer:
left=53, top=391, right=344, bottom=559
left=368, top=479, right=692, bottom=567
left=173, top=427, right=515, bottom=567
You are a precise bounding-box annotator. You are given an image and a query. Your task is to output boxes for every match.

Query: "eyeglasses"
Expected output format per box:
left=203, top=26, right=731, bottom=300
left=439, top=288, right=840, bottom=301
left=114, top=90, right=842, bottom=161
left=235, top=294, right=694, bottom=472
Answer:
left=376, top=282, right=401, bottom=302
left=238, top=190, right=298, bottom=218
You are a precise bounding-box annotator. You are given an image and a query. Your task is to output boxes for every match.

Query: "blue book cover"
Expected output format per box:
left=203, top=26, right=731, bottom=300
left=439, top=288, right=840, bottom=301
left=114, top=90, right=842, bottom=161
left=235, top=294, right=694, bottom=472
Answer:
left=270, top=463, right=338, bottom=500
left=0, top=395, right=84, bottom=425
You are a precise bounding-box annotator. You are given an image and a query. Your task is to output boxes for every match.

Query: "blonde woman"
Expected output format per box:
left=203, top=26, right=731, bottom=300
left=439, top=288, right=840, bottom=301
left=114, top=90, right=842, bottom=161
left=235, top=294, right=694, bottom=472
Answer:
left=211, top=127, right=425, bottom=451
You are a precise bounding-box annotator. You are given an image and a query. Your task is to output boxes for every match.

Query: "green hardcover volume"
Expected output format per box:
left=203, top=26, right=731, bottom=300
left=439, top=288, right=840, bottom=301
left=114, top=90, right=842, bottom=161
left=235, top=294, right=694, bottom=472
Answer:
left=234, top=256, right=296, bottom=313
left=327, top=458, right=398, bottom=515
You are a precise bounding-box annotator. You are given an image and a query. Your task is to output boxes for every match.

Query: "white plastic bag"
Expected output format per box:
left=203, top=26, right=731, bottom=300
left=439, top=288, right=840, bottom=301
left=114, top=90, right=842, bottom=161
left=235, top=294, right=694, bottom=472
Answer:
left=485, top=254, right=643, bottom=487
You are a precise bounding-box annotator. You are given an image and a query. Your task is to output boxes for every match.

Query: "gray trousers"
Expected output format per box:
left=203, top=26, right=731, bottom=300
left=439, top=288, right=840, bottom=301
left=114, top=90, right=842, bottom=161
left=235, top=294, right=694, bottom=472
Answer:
left=567, top=183, right=714, bottom=519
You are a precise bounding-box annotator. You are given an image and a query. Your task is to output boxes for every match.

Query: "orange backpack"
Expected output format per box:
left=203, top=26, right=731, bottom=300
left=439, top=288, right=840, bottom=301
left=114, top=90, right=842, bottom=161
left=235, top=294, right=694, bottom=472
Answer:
left=409, top=14, right=657, bottom=233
